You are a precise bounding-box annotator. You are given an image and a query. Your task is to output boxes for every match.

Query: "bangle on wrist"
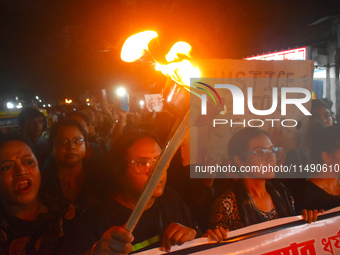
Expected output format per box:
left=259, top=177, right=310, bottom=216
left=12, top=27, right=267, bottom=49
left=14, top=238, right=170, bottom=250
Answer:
left=90, top=241, right=99, bottom=255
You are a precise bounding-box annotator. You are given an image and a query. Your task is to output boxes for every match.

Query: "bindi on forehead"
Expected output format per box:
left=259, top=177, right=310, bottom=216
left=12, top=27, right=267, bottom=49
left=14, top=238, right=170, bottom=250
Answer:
left=0, top=154, right=31, bottom=163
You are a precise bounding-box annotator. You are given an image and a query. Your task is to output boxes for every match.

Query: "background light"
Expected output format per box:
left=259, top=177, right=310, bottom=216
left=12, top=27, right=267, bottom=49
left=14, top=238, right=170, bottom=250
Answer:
left=116, top=87, right=127, bottom=97
left=7, top=102, right=14, bottom=109
left=139, top=100, right=145, bottom=107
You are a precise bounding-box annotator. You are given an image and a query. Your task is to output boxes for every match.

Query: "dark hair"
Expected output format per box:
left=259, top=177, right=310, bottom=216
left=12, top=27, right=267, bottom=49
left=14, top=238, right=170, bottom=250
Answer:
left=17, top=107, right=46, bottom=128
left=67, top=110, right=92, bottom=126
left=311, top=98, right=332, bottom=113
left=110, top=129, right=162, bottom=178
left=310, top=126, right=340, bottom=164
left=228, top=127, right=270, bottom=162
left=48, top=119, right=88, bottom=148
left=0, top=134, right=37, bottom=157
left=81, top=106, right=97, bottom=115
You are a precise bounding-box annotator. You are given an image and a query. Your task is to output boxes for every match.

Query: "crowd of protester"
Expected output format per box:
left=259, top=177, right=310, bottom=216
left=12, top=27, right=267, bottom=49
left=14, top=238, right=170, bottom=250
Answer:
left=0, top=96, right=339, bottom=254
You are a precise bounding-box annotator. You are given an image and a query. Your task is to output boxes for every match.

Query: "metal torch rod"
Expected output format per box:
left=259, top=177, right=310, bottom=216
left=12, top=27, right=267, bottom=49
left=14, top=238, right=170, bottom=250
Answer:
left=125, top=108, right=198, bottom=232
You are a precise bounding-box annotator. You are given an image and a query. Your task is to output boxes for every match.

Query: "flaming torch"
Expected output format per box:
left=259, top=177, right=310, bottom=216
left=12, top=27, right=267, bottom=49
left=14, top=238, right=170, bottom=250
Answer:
left=121, top=31, right=219, bottom=232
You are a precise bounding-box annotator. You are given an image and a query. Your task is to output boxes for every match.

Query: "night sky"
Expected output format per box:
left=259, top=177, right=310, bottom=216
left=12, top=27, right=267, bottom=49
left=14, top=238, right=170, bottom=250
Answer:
left=1, top=0, right=339, bottom=104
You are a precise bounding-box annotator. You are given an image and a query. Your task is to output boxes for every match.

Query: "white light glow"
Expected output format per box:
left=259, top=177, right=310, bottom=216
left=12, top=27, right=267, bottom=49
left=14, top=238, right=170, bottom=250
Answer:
left=116, top=87, right=127, bottom=97
left=7, top=102, right=14, bottom=109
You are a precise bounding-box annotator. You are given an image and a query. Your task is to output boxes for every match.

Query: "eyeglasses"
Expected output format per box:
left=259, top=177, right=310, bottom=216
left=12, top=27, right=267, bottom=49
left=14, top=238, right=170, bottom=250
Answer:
left=56, top=137, right=85, bottom=146
left=243, top=147, right=282, bottom=162
left=129, top=157, right=158, bottom=174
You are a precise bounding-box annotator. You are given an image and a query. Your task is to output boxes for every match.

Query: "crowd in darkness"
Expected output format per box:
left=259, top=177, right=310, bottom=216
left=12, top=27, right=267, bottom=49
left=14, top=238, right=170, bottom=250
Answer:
left=0, top=96, right=339, bottom=254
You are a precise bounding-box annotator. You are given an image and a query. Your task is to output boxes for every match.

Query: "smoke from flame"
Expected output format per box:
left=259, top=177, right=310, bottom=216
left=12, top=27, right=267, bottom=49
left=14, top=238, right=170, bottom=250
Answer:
left=121, top=31, right=200, bottom=86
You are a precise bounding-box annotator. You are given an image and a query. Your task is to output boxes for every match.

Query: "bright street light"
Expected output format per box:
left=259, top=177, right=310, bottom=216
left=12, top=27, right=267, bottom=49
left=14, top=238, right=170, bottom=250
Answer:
left=7, top=102, right=14, bottom=109
left=116, top=87, right=127, bottom=97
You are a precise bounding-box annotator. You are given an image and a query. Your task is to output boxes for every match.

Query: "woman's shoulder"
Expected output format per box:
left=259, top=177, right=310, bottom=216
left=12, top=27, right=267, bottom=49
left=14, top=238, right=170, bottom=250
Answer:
left=40, top=193, right=78, bottom=221
left=213, top=188, right=238, bottom=212
left=219, top=188, right=237, bottom=199
left=0, top=196, right=77, bottom=255
left=157, top=186, right=188, bottom=210
left=159, top=186, right=182, bottom=199
left=209, top=186, right=242, bottom=230
left=157, top=186, right=196, bottom=226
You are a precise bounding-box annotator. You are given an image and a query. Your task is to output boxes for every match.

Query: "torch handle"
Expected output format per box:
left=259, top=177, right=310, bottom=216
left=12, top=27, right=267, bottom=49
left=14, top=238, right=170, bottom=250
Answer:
left=125, top=108, right=198, bottom=232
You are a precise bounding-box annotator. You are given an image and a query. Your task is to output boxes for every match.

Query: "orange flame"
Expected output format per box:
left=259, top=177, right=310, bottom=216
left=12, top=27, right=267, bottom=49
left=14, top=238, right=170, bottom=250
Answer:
left=121, top=31, right=200, bottom=86
left=121, top=31, right=158, bottom=62
left=165, top=42, right=192, bottom=62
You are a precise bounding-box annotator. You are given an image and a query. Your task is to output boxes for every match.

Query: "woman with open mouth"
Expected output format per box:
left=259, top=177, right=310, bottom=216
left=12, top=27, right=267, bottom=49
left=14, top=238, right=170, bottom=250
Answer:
left=0, top=134, right=76, bottom=254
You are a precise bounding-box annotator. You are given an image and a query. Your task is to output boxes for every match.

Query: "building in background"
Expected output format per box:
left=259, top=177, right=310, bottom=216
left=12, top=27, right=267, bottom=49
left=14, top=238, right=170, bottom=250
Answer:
left=245, top=16, right=340, bottom=114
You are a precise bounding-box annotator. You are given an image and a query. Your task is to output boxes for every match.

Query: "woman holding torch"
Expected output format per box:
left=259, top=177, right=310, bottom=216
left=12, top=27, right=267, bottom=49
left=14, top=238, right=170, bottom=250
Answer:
left=56, top=129, right=197, bottom=254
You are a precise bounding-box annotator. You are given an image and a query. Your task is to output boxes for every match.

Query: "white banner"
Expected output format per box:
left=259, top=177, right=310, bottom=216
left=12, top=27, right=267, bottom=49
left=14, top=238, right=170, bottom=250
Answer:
left=137, top=207, right=340, bottom=255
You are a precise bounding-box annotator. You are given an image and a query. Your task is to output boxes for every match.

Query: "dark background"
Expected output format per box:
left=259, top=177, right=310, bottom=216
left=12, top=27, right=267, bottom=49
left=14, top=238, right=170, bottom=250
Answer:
left=1, top=0, right=340, bottom=104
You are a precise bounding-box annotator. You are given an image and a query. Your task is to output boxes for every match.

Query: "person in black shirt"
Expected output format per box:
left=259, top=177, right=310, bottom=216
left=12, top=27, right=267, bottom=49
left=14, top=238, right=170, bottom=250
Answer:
left=0, top=135, right=76, bottom=255
left=294, top=126, right=340, bottom=212
left=56, top=129, right=197, bottom=254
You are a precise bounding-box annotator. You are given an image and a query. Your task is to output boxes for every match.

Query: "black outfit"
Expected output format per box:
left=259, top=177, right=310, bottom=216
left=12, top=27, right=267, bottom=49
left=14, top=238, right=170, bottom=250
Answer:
left=55, top=187, right=196, bottom=254
left=209, top=180, right=295, bottom=231
left=167, top=150, right=229, bottom=233
left=41, top=158, right=112, bottom=211
left=0, top=193, right=76, bottom=255
left=294, top=180, right=340, bottom=213
left=34, top=136, right=51, bottom=168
